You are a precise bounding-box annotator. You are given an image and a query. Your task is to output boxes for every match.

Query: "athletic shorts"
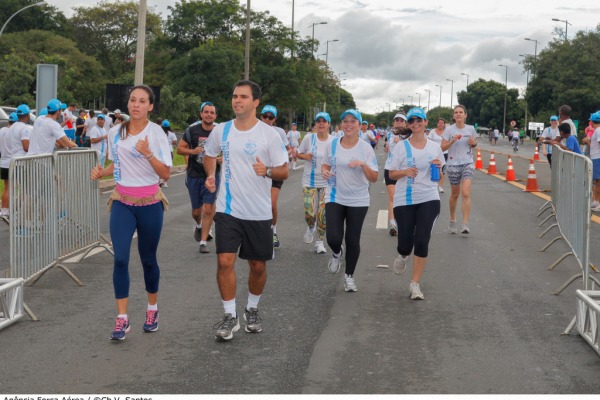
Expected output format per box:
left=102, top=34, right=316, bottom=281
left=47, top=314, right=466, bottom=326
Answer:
left=272, top=179, right=284, bottom=190
left=214, top=212, right=273, bottom=261
left=0, top=167, right=8, bottom=180
left=185, top=175, right=219, bottom=209
left=447, top=163, right=474, bottom=186
left=593, top=159, right=600, bottom=180
left=384, top=169, right=397, bottom=186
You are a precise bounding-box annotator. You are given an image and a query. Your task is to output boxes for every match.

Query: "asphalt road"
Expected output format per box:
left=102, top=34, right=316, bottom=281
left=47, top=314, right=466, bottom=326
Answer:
left=1, top=137, right=599, bottom=394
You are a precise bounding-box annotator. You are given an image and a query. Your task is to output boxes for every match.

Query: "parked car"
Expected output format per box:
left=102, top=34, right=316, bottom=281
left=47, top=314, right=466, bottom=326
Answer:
left=1, top=106, right=37, bottom=126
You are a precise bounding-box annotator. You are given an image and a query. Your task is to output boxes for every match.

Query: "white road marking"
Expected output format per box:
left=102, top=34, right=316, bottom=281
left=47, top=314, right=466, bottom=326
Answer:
left=376, top=210, right=388, bottom=229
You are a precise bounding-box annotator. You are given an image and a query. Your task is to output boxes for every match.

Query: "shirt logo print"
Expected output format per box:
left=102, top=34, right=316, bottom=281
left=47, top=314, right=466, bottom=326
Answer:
left=244, top=140, right=257, bottom=156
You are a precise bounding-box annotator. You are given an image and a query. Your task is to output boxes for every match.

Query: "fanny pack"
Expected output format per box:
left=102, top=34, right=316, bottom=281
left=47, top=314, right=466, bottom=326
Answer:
left=107, top=187, right=169, bottom=212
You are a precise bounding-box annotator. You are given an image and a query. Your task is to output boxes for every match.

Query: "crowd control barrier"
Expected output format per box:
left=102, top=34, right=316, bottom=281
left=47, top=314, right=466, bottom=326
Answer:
left=7, top=150, right=113, bottom=323
left=0, top=278, right=25, bottom=330
left=575, top=290, right=600, bottom=356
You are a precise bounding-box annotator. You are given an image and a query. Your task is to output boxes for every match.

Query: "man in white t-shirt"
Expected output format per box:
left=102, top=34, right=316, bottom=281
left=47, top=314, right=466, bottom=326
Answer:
left=204, top=80, right=289, bottom=342
left=359, top=121, right=376, bottom=147
left=101, top=108, right=114, bottom=130
left=582, top=111, right=600, bottom=211
left=28, top=99, right=77, bottom=155
left=83, top=109, right=97, bottom=141
left=540, top=115, right=559, bottom=167
left=0, top=113, right=17, bottom=221
left=287, top=123, right=301, bottom=170
left=89, top=114, right=108, bottom=166
left=558, top=105, right=577, bottom=141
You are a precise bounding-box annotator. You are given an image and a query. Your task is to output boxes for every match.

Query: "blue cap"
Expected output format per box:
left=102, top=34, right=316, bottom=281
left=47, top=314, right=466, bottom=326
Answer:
left=590, top=111, right=600, bottom=123
left=261, top=105, right=277, bottom=117
left=550, top=115, right=559, bottom=121
left=8, top=112, right=18, bottom=122
left=161, top=119, right=170, bottom=128
left=340, top=109, right=362, bottom=124
left=60, top=103, right=67, bottom=110
left=47, top=99, right=62, bottom=112
left=407, top=107, right=427, bottom=120
left=96, top=114, right=106, bottom=120
left=200, top=101, right=214, bottom=112
left=362, top=120, right=368, bottom=125
left=314, top=112, right=331, bottom=123
left=16, top=104, right=30, bottom=116
left=38, top=108, right=48, bottom=116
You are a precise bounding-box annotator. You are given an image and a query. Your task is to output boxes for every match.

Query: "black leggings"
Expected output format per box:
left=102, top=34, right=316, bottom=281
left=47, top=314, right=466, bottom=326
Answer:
left=394, top=200, right=440, bottom=258
left=325, top=203, right=369, bottom=276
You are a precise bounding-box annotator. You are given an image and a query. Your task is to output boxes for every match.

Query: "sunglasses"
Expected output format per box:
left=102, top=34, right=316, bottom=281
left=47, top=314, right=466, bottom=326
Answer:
left=407, top=117, right=424, bottom=124
left=262, top=115, right=275, bottom=120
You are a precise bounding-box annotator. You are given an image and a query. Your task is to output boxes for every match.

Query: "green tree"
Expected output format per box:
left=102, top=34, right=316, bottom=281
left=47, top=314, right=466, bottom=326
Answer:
left=0, top=52, right=35, bottom=105
left=156, top=85, right=201, bottom=128
left=457, top=79, right=522, bottom=130
left=0, top=0, right=69, bottom=36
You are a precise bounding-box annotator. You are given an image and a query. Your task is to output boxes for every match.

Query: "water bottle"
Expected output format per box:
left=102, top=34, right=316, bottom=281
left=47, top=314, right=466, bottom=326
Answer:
left=430, top=163, right=440, bottom=182
left=196, top=139, right=206, bottom=163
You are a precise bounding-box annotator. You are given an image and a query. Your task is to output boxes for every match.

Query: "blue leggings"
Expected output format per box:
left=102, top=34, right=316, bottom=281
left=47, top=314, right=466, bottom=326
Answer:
left=110, top=200, right=164, bottom=299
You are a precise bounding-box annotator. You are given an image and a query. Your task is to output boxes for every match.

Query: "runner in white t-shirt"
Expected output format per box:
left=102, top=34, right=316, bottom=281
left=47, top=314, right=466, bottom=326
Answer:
left=427, top=117, right=448, bottom=193
left=287, top=123, right=302, bottom=170
left=28, top=99, right=77, bottom=155
left=383, top=113, right=408, bottom=236
left=540, top=116, right=559, bottom=167
left=0, top=113, right=17, bottom=221
left=441, top=105, right=477, bottom=235
left=388, top=107, right=444, bottom=300
left=204, top=80, right=289, bottom=341
left=331, top=125, right=344, bottom=138
left=89, top=114, right=108, bottom=167
left=359, top=121, right=376, bottom=146
left=297, top=112, right=334, bottom=254
left=322, top=109, right=379, bottom=293
left=91, top=85, right=172, bottom=341
left=582, top=111, right=600, bottom=211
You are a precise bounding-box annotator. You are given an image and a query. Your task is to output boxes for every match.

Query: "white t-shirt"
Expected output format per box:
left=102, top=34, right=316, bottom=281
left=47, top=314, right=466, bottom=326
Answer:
left=205, top=119, right=289, bottom=221
left=104, top=115, right=114, bottom=130
left=28, top=116, right=66, bottom=155
left=563, top=118, right=577, bottom=138
left=442, top=124, right=477, bottom=166
left=427, top=129, right=447, bottom=154
left=331, top=130, right=344, bottom=138
left=108, top=122, right=173, bottom=187
left=0, top=126, right=11, bottom=168
left=541, top=126, right=559, bottom=155
left=389, top=139, right=445, bottom=207
left=589, top=128, right=600, bottom=160
left=384, top=131, right=404, bottom=170
left=3, top=121, right=31, bottom=164
left=298, top=133, right=334, bottom=188
left=90, top=125, right=107, bottom=159
left=323, top=138, right=378, bottom=207
left=274, top=127, right=289, bottom=147
left=359, top=129, right=375, bottom=145
left=287, top=130, right=301, bottom=147
left=84, top=117, right=97, bottom=134
left=494, top=129, right=499, bottom=138
left=166, top=131, right=177, bottom=149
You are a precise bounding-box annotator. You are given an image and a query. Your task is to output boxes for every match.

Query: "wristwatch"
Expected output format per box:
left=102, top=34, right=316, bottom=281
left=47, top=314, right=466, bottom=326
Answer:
left=266, top=168, right=272, bottom=178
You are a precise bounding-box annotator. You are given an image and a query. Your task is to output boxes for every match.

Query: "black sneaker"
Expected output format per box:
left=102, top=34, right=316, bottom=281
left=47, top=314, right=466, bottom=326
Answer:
left=244, top=308, right=263, bottom=333
left=194, top=226, right=202, bottom=242
left=214, top=314, right=240, bottom=341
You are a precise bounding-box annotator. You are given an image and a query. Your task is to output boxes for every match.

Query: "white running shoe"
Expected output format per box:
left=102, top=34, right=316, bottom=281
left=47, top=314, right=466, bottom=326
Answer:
left=409, top=281, right=424, bottom=300
left=304, top=226, right=315, bottom=244
left=448, top=220, right=457, bottom=234
left=327, top=246, right=344, bottom=274
left=438, top=186, right=444, bottom=193
left=393, top=254, right=408, bottom=275
left=344, top=274, right=357, bottom=292
left=315, top=240, right=327, bottom=254
left=461, top=224, right=470, bottom=234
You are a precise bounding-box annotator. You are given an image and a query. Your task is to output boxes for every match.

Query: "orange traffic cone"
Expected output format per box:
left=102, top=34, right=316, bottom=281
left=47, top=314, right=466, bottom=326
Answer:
left=487, top=152, right=497, bottom=174
left=525, top=159, right=540, bottom=192
left=475, top=148, right=483, bottom=169
left=533, top=145, right=540, bottom=161
left=505, top=156, right=516, bottom=181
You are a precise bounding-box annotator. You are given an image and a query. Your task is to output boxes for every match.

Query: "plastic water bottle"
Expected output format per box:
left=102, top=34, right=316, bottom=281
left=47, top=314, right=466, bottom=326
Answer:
left=430, top=164, right=440, bottom=182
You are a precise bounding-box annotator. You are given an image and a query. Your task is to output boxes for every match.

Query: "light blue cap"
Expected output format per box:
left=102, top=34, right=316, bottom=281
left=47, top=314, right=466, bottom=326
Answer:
left=314, top=112, right=331, bottom=123
left=550, top=115, right=559, bottom=121
left=407, top=107, right=427, bottom=120
left=590, top=111, right=600, bottom=123
left=60, top=102, right=67, bottom=110
left=38, top=108, right=48, bottom=116
left=200, top=101, right=214, bottom=112
left=340, top=109, right=362, bottom=124
left=161, top=119, right=170, bottom=128
left=96, top=114, right=106, bottom=120
left=362, top=120, right=368, bottom=125
left=261, top=105, right=277, bottom=117
left=8, top=112, right=18, bottom=122
left=16, top=104, right=30, bottom=116
left=47, top=99, right=62, bottom=112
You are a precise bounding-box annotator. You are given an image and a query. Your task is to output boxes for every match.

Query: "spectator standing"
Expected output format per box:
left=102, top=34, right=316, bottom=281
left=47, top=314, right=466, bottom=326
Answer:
left=540, top=116, right=559, bottom=166
left=75, top=109, right=87, bottom=147
left=28, top=99, right=77, bottom=155
left=0, top=113, right=18, bottom=222
left=89, top=114, right=108, bottom=167
left=582, top=112, right=600, bottom=211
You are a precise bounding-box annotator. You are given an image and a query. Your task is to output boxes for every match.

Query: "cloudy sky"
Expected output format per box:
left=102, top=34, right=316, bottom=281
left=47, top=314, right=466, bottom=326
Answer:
left=52, top=0, right=599, bottom=113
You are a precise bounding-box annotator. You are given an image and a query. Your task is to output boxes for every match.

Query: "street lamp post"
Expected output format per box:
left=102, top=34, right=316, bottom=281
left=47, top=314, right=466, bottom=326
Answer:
left=291, top=0, right=295, bottom=58
left=424, top=89, right=431, bottom=111
left=461, top=73, right=470, bottom=91
left=499, top=64, right=509, bottom=136
left=435, top=85, right=442, bottom=108
left=309, top=21, right=327, bottom=56
left=408, top=95, right=413, bottom=106
left=325, top=39, right=339, bottom=65
left=524, top=37, right=540, bottom=75
left=519, top=54, right=530, bottom=137
left=552, top=18, right=572, bottom=41
left=244, top=0, right=251, bottom=79
left=0, top=1, right=47, bottom=37
left=416, top=92, right=421, bottom=107
left=134, top=0, right=147, bottom=85
left=446, top=78, right=454, bottom=108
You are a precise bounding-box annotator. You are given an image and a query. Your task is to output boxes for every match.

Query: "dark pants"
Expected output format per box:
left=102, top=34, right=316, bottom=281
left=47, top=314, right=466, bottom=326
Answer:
left=394, top=200, right=440, bottom=258
left=325, top=203, right=368, bottom=276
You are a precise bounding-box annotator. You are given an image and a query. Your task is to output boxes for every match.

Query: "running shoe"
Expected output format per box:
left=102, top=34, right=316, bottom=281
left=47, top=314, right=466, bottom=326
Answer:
left=207, top=229, right=214, bottom=241
left=110, top=316, right=131, bottom=340
left=592, top=205, right=600, bottom=213
left=143, top=309, right=159, bottom=332
left=0, top=215, right=9, bottom=226
left=243, top=308, right=263, bottom=333
left=389, top=223, right=398, bottom=237
left=315, top=240, right=327, bottom=254
left=461, top=224, right=470, bottom=234
left=327, top=246, right=344, bottom=274
left=273, top=233, right=281, bottom=248
left=393, top=254, right=408, bottom=275
left=344, top=275, right=358, bottom=292
left=304, top=226, right=315, bottom=244
left=438, top=186, right=445, bottom=193
left=199, top=243, right=210, bottom=253
left=194, top=226, right=202, bottom=242
left=448, top=220, right=457, bottom=234
left=409, top=281, right=424, bottom=300
left=214, top=313, right=240, bottom=341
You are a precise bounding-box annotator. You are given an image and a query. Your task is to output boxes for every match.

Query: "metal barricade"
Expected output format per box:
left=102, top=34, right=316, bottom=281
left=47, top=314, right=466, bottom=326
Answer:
left=0, top=278, right=25, bottom=330
left=575, top=290, right=600, bottom=356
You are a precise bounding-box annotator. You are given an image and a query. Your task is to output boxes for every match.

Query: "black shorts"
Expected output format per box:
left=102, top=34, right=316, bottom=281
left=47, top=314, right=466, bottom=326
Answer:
left=272, top=179, right=284, bottom=190
left=214, top=212, right=273, bottom=261
left=0, top=167, right=8, bottom=180
left=384, top=169, right=397, bottom=186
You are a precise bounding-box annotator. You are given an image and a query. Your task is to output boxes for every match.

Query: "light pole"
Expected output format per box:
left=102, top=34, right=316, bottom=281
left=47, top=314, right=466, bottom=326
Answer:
left=408, top=95, right=413, bottom=106
left=325, top=39, right=339, bottom=65
left=552, top=18, right=572, bottom=41
left=499, top=64, right=508, bottom=136
left=461, top=73, right=470, bottom=91
left=134, top=0, right=147, bottom=85
left=446, top=78, right=454, bottom=108
left=524, top=37, right=539, bottom=75
left=244, top=0, right=251, bottom=79
left=435, top=85, right=443, bottom=108
left=416, top=92, right=421, bottom=107
left=309, top=21, right=327, bottom=56
left=424, top=89, right=431, bottom=111
left=519, top=54, right=530, bottom=136
left=291, top=0, right=295, bottom=58
left=338, top=78, right=346, bottom=103
left=0, top=1, right=47, bottom=37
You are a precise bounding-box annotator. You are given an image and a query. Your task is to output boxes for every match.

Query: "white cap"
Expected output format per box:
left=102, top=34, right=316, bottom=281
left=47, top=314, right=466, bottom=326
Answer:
left=393, top=113, right=407, bottom=121
left=114, top=109, right=121, bottom=114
